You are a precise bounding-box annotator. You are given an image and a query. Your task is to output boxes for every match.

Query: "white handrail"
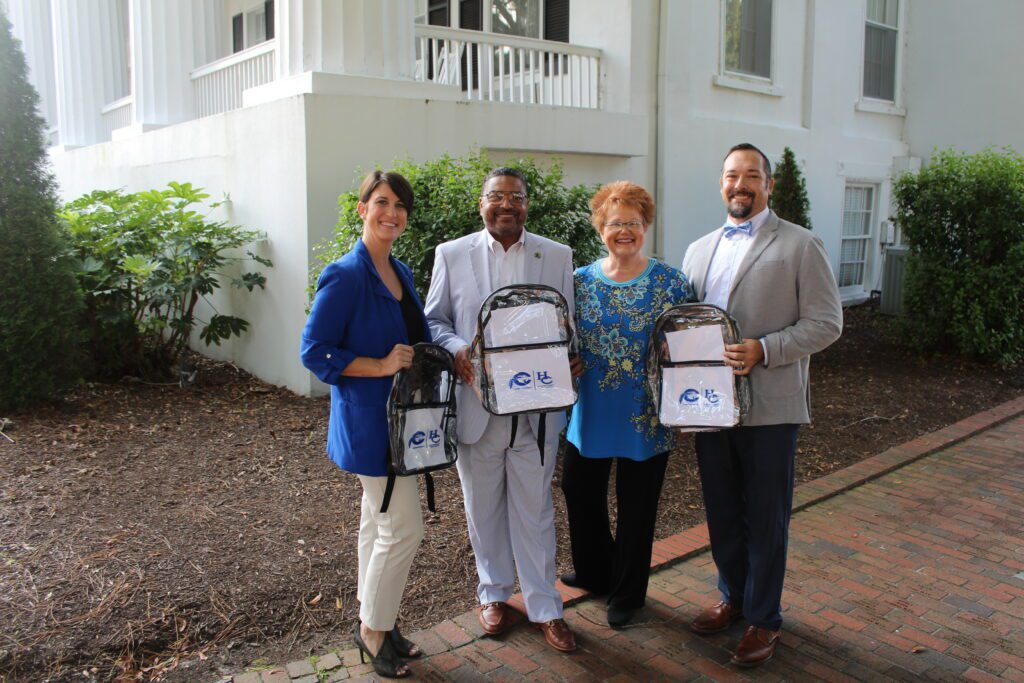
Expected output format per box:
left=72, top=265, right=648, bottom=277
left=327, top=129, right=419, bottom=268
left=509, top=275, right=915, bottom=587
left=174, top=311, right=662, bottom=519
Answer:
left=101, top=95, right=132, bottom=139
left=191, top=40, right=277, bottom=118
left=414, top=25, right=600, bottom=109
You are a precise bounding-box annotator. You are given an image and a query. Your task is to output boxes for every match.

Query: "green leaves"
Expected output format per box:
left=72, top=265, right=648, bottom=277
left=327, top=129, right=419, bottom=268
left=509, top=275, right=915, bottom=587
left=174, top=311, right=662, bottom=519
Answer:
left=310, top=150, right=602, bottom=303
left=62, top=183, right=272, bottom=377
left=893, top=147, right=1024, bottom=366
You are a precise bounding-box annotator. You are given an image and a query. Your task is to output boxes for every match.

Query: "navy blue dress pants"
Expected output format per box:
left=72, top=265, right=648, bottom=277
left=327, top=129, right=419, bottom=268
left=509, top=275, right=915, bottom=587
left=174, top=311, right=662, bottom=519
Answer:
left=695, top=424, right=799, bottom=631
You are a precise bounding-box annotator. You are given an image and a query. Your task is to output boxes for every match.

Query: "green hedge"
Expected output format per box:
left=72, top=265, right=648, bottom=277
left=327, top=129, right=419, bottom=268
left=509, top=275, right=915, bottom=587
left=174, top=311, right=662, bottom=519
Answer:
left=893, top=147, right=1024, bottom=366
left=310, top=151, right=603, bottom=300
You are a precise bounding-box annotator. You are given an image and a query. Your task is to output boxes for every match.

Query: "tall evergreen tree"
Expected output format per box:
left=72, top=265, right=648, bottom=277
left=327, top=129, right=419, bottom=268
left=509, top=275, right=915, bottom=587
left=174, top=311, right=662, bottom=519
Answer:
left=0, top=6, right=82, bottom=410
left=770, top=146, right=813, bottom=230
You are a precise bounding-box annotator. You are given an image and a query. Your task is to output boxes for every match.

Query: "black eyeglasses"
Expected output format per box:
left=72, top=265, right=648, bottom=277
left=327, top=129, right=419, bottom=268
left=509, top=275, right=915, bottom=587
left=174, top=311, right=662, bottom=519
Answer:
left=483, top=191, right=527, bottom=206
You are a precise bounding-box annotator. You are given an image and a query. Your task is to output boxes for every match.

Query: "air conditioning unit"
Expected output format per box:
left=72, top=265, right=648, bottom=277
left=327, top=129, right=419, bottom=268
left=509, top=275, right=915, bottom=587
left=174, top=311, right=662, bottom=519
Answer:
left=880, top=246, right=909, bottom=316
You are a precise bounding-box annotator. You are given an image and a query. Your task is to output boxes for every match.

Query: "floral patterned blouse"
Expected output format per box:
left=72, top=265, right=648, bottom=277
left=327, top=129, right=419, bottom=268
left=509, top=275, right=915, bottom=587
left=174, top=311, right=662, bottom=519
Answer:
left=566, top=258, right=692, bottom=460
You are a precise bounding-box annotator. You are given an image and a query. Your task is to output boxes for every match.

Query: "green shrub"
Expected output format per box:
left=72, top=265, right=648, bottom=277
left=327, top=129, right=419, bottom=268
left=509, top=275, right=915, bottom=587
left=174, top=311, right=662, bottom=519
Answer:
left=310, top=150, right=602, bottom=299
left=893, top=147, right=1024, bottom=366
left=61, top=183, right=272, bottom=377
left=0, top=7, right=83, bottom=411
left=770, top=147, right=813, bottom=230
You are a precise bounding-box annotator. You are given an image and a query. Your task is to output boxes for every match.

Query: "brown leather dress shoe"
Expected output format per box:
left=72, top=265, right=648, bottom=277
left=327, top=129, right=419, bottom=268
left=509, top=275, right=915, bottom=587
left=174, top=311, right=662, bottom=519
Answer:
left=478, top=602, right=510, bottom=636
left=690, top=600, right=743, bottom=634
left=731, top=625, right=781, bottom=667
left=535, top=618, right=576, bottom=652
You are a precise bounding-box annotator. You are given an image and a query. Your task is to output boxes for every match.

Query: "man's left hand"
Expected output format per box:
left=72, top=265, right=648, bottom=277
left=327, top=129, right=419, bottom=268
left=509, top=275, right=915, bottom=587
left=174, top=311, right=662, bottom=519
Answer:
left=724, top=338, right=764, bottom=376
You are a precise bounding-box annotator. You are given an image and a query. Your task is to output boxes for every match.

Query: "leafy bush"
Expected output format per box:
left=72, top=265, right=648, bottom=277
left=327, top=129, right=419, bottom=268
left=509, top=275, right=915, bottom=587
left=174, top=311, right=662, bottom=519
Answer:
left=311, top=150, right=602, bottom=299
left=61, top=183, right=272, bottom=377
left=770, top=147, right=813, bottom=230
left=893, top=147, right=1024, bottom=366
left=0, top=7, right=83, bottom=411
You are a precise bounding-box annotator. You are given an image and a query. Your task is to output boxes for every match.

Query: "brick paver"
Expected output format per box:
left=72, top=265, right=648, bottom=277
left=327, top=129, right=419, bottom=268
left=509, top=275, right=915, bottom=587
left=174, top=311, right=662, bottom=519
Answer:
left=227, top=396, right=1024, bottom=681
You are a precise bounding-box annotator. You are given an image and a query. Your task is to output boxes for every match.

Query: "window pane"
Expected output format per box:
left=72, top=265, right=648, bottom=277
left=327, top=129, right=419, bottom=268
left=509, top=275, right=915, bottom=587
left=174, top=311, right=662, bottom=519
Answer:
left=492, top=0, right=539, bottom=38
left=864, top=22, right=897, bottom=100
left=839, top=262, right=865, bottom=288
left=867, top=0, right=898, bottom=28
left=245, top=9, right=266, bottom=47
left=725, top=0, right=772, bottom=78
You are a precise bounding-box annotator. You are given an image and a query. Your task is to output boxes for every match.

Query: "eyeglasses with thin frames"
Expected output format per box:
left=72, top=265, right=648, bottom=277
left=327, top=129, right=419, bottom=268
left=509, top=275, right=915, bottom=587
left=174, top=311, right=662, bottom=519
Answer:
left=602, top=221, right=645, bottom=231
left=483, top=191, right=527, bottom=206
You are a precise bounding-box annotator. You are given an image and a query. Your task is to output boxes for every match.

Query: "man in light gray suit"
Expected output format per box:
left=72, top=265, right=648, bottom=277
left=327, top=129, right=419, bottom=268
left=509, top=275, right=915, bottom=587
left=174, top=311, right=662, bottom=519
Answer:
left=424, top=167, right=578, bottom=653
left=682, top=144, right=842, bottom=667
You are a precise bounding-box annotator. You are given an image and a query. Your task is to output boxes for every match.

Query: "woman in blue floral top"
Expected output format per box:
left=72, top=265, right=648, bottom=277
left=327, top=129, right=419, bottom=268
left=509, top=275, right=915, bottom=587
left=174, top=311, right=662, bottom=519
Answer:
left=561, top=181, right=692, bottom=628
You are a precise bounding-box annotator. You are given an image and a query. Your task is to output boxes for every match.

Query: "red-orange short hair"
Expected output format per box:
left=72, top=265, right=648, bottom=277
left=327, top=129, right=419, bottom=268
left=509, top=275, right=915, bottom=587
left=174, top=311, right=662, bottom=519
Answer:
left=589, top=181, right=656, bottom=231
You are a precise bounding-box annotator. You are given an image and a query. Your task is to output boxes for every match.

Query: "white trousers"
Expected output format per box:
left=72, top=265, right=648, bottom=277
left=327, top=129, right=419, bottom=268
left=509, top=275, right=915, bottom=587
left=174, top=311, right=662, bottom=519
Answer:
left=356, top=474, right=424, bottom=631
left=457, top=414, right=563, bottom=623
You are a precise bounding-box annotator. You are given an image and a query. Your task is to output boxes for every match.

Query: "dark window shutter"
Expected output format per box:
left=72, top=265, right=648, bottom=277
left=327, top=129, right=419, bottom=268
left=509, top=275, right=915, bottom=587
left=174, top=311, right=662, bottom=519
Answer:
left=232, top=13, right=243, bottom=52
left=460, top=0, right=482, bottom=30
left=544, top=0, right=569, bottom=42
left=265, top=0, right=274, bottom=40
left=428, top=0, right=450, bottom=26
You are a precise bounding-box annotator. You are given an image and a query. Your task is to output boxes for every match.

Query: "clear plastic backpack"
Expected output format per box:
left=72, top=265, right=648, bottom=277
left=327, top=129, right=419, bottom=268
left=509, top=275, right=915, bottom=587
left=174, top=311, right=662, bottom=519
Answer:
left=468, top=284, right=578, bottom=464
left=647, top=303, right=751, bottom=431
left=383, top=343, right=458, bottom=512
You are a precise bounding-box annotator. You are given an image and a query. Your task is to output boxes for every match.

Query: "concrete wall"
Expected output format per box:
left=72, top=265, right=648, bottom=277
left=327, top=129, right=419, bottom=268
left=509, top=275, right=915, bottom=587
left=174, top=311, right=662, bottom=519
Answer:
left=49, top=96, right=312, bottom=393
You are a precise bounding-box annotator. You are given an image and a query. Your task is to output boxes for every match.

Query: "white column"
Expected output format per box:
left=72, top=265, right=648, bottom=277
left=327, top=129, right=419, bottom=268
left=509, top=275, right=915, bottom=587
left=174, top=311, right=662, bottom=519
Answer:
left=127, top=0, right=212, bottom=130
left=4, top=0, right=59, bottom=144
left=277, top=0, right=414, bottom=79
left=50, top=0, right=129, bottom=147
left=338, top=0, right=415, bottom=79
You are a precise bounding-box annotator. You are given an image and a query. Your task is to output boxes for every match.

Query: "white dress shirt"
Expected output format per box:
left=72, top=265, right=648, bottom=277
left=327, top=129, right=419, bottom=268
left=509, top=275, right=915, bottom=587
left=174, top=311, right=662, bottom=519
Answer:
left=703, top=207, right=771, bottom=366
left=704, top=207, right=770, bottom=310
left=485, top=227, right=527, bottom=290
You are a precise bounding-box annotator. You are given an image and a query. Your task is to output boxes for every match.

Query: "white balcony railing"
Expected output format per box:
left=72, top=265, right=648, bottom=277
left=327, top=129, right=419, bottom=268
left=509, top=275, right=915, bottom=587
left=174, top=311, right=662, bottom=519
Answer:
left=191, top=40, right=277, bottom=118
left=414, top=26, right=600, bottom=109
left=101, top=95, right=132, bottom=139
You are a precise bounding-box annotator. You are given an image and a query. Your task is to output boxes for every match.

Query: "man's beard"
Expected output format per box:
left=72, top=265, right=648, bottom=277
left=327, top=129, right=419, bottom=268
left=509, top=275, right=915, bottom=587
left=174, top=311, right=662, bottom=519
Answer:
left=728, top=194, right=755, bottom=219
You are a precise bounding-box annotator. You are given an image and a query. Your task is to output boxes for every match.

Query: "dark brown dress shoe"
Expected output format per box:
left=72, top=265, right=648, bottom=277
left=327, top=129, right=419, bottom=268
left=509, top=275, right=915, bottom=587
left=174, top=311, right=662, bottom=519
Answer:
left=690, top=600, right=743, bottom=634
left=731, top=625, right=781, bottom=667
left=478, top=602, right=510, bottom=636
left=535, top=618, right=576, bottom=652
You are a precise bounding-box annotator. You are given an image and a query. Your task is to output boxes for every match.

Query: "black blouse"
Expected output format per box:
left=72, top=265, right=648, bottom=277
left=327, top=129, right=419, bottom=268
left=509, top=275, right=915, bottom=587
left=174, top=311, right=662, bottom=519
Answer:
left=399, top=281, right=426, bottom=346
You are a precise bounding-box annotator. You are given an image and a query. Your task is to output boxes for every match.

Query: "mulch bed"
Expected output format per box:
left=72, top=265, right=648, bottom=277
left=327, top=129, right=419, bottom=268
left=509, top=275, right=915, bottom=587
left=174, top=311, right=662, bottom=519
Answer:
left=1, top=302, right=1022, bottom=681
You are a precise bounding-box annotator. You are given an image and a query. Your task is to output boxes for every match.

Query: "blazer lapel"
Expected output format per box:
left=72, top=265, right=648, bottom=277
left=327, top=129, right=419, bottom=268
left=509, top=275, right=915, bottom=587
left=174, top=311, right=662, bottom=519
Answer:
left=469, top=230, right=491, bottom=300
left=696, top=232, right=723, bottom=301
left=729, top=212, right=780, bottom=302
left=524, top=230, right=544, bottom=284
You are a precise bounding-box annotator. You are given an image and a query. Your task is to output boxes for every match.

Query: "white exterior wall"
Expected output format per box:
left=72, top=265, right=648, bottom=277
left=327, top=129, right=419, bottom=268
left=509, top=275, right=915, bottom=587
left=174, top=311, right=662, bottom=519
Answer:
left=658, top=0, right=907, bottom=300
left=902, top=0, right=1024, bottom=160
left=49, top=97, right=311, bottom=393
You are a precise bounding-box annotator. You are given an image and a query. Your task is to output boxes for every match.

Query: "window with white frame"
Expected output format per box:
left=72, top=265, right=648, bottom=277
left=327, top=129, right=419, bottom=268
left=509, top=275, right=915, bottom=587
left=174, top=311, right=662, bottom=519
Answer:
left=417, top=0, right=569, bottom=42
left=232, top=1, right=274, bottom=53
left=863, top=0, right=898, bottom=101
left=723, top=0, right=772, bottom=79
left=840, top=185, right=876, bottom=289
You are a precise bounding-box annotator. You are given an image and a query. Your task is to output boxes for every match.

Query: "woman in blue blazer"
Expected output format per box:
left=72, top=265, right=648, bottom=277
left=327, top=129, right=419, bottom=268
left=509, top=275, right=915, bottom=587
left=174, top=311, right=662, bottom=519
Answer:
left=301, top=171, right=428, bottom=679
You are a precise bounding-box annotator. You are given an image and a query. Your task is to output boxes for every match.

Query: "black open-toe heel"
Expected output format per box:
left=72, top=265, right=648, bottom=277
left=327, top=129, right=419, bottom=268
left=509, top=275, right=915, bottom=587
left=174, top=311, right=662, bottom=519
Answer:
left=389, top=625, right=422, bottom=658
left=353, top=623, right=410, bottom=679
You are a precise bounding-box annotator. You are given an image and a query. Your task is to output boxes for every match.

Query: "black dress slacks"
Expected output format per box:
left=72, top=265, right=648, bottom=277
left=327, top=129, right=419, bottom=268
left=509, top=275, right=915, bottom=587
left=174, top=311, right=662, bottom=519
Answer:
left=560, top=442, right=669, bottom=610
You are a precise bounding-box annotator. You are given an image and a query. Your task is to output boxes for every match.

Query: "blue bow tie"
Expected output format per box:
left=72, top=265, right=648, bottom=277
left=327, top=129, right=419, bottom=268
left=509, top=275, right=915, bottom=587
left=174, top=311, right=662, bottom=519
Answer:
left=723, top=221, right=753, bottom=239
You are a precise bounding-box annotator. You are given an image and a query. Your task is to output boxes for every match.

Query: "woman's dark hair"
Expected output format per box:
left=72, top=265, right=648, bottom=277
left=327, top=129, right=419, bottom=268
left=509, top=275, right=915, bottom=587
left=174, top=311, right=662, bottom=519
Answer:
left=358, top=170, right=415, bottom=216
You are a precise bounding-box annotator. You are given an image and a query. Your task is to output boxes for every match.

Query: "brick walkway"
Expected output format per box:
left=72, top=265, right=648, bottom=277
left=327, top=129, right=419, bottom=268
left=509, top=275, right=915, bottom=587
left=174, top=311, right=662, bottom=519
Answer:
left=225, top=395, right=1024, bottom=682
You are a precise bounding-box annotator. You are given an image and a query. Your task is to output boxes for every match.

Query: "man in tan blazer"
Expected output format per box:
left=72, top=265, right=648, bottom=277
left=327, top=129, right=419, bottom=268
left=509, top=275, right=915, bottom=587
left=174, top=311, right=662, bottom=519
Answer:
left=682, top=143, right=843, bottom=667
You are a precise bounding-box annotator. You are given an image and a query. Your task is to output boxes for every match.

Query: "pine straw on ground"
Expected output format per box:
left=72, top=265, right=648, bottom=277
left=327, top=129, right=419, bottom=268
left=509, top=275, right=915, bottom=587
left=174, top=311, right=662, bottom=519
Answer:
left=1, top=302, right=1022, bottom=681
